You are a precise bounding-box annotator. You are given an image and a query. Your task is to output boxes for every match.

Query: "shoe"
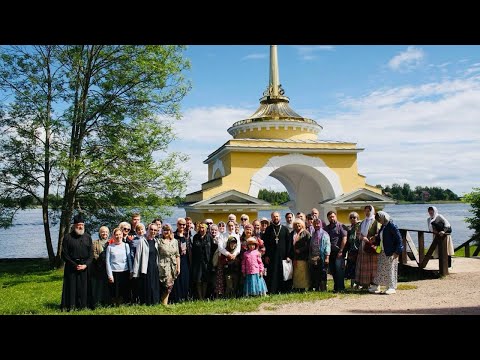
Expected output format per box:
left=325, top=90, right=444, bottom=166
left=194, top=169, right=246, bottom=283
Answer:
left=385, top=288, right=396, bottom=295
left=368, top=284, right=381, bottom=294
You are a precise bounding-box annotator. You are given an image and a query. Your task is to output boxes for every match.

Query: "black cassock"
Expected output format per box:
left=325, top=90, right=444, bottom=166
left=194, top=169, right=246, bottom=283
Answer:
left=60, top=231, right=93, bottom=311
left=264, top=223, right=293, bottom=294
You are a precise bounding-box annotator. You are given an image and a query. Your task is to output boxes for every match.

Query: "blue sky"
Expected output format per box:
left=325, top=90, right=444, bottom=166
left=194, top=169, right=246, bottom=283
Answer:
left=164, top=45, right=480, bottom=196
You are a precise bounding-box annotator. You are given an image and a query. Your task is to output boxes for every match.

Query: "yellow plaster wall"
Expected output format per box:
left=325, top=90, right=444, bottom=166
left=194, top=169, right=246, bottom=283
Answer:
left=201, top=150, right=370, bottom=200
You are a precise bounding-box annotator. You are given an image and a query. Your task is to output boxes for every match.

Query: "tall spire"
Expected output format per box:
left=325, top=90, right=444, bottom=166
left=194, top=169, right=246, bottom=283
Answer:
left=269, top=45, right=280, bottom=97
left=262, top=45, right=287, bottom=101
left=227, top=44, right=322, bottom=140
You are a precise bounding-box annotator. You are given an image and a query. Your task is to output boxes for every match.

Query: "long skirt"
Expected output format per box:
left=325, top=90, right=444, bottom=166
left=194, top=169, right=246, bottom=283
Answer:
left=355, top=245, right=378, bottom=286
left=432, top=234, right=454, bottom=257
left=293, top=260, right=311, bottom=289
left=170, top=255, right=190, bottom=303
left=373, top=252, right=399, bottom=289
left=243, top=273, right=267, bottom=296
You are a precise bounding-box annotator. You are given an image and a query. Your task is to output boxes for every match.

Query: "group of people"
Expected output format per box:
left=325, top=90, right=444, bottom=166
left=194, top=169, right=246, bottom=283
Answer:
left=60, top=206, right=453, bottom=311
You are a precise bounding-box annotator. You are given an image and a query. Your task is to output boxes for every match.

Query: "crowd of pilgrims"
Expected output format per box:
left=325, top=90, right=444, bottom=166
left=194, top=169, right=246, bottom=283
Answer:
left=61, top=205, right=409, bottom=311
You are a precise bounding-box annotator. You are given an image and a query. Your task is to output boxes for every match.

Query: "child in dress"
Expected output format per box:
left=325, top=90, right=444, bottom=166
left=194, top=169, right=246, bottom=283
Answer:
left=216, top=236, right=240, bottom=298
left=242, top=237, right=267, bottom=296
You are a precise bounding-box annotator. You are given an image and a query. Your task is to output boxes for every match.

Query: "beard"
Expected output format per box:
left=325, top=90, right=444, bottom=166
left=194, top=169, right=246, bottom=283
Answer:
left=74, top=227, right=85, bottom=236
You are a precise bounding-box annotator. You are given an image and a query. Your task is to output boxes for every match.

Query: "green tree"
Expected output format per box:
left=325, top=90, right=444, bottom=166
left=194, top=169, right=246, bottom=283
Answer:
left=463, top=188, right=480, bottom=243
left=258, top=189, right=290, bottom=205
left=0, top=45, right=191, bottom=267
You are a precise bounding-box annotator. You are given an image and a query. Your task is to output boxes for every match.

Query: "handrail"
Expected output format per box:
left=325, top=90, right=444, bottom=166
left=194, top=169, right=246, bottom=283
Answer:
left=453, top=234, right=479, bottom=257
left=398, top=228, right=449, bottom=275
left=454, top=235, right=479, bottom=252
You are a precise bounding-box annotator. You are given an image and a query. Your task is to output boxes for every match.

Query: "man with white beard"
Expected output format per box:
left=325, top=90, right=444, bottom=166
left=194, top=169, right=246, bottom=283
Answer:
left=60, top=214, right=94, bottom=311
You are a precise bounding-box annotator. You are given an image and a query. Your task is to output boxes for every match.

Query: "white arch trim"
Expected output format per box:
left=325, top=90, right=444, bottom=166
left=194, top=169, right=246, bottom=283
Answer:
left=248, top=154, right=343, bottom=198
left=211, top=158, right=225, bottom=179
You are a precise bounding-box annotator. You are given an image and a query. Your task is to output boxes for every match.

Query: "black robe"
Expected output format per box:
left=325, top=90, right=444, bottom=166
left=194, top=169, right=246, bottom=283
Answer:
left=264, top=223, right=293, bottom=294
left=60, top=231, right=93, bottom=311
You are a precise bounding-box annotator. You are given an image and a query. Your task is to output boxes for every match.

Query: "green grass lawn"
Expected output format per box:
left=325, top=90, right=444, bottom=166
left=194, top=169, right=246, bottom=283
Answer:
left=0, top=259, right=421, bottom=315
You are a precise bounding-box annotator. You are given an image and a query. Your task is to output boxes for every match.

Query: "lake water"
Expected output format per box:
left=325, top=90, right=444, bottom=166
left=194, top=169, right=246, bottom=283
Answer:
left=0, top=203, right=474, bottom=259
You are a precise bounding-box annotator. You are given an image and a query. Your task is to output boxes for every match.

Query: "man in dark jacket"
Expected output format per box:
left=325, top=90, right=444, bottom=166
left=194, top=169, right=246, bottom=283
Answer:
left=60, top=214, right=93, bottom=311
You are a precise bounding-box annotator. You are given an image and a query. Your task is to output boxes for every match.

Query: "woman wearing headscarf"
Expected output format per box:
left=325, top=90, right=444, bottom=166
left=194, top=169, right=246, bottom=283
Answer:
left=369, top=211, right=404, bottom=295
left=428, top=206, right=454, bottom=268
left=355, top=205, right=381, bottom=289
left=291, top=218, right=311, bottom=291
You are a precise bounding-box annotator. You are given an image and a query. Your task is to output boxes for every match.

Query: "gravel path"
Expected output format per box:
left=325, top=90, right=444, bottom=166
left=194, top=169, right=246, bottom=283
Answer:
left=253, top=257, right=480, bottom=315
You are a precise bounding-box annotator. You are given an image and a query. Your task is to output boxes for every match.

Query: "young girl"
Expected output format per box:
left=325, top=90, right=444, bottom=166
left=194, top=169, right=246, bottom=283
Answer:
left=242, top=237, right=267, bottom=296
left=216, top=236, right=241, bottom=298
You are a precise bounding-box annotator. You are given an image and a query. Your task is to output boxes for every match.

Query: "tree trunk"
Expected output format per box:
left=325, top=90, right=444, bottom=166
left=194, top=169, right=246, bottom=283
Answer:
left=42, top=203, right=55, bottom=267
left=55, top=181, right=76, bottom=268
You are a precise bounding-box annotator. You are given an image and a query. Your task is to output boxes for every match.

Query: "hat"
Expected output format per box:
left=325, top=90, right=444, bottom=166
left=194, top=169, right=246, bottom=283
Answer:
left=246, top=237, right=258, bottom=245
left=73, top=214, right=85, bottom=224
left=260, top=217, right=269, bottom=223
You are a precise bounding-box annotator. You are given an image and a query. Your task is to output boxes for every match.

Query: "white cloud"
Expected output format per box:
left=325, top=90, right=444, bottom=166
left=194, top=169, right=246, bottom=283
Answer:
left=388, top=46, right=425, bottom=71
left=242, top=53, right=267, bottom=61
left=294, top=45, right=335, bottom=60
left=340, top=77, right=480, bottom=109
left=316, top=76, right=480, bottom=195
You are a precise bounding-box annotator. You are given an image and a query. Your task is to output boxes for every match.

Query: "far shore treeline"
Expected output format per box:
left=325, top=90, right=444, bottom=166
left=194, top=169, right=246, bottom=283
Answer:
left=257, top=184, right=461, bottom=205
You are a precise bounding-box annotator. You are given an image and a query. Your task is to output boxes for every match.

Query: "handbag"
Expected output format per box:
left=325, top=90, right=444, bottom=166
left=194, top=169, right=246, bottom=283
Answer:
left=282, top=259, right=293, bottom=281
left=363, top=241, right=377, bottom=254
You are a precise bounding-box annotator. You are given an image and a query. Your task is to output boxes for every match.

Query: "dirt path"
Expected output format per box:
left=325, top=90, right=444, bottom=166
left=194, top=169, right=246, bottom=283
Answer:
left=253, top=257, right=480, bottom=315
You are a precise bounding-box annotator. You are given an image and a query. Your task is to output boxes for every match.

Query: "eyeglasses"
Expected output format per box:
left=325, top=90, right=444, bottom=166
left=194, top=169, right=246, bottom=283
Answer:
left=150, top=229, right=158, bottom=232
left=350, top=216, right=357, bottom=219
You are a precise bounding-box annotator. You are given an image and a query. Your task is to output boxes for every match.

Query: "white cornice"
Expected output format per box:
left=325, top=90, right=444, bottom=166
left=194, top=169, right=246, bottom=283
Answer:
left=204, top=145, right=364, bottom=164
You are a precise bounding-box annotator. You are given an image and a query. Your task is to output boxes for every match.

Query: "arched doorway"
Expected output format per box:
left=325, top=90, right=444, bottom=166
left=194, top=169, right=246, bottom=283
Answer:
left=248, top=154, right=343, bottom=214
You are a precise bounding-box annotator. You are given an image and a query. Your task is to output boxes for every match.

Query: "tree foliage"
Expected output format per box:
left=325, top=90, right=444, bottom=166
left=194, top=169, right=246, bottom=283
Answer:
left=379, top=183, right=460, bottom=202
left=0, top=45, right=191, bottom=267
left=258, top=189, right=290, bottom=205
left=463, top=188, right=480, bottom=243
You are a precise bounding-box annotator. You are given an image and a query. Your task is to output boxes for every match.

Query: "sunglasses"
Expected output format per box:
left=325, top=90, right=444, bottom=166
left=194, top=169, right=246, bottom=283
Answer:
left=206, top=222, right=213, bottom=225
left=241, top=218, right=247, bottom=221
left=123, top=228, right=131, bottom=231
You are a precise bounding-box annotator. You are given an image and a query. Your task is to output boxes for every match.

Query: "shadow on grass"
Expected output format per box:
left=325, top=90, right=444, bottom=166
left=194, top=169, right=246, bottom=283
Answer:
left=0, top=258, right=54, bottom=275
left=44, top=302, right=62, bottom=311
left=2, top=273, right=63, bottom=288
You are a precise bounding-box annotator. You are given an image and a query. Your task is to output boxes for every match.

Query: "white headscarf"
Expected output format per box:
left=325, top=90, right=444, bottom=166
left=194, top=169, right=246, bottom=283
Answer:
left=376, top=211, right=390, bottom=224
left=427, top=206, right=439, bottom=232
left=360, top=204, right=376, bottom=236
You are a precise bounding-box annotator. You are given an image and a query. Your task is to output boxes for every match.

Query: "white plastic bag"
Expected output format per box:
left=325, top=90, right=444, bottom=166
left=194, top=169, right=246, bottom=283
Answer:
left=282, top=259, right=293, bottom=281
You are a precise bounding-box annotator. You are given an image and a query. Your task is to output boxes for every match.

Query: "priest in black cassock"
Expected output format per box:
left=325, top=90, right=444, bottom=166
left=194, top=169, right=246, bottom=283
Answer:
left=264, top=211, right=293, bottom=294
left=60, top=214, right=93, bottom=311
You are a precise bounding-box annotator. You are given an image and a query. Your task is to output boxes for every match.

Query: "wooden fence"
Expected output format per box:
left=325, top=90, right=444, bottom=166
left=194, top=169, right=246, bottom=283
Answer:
left=398, top=229, right=450, bottom=276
